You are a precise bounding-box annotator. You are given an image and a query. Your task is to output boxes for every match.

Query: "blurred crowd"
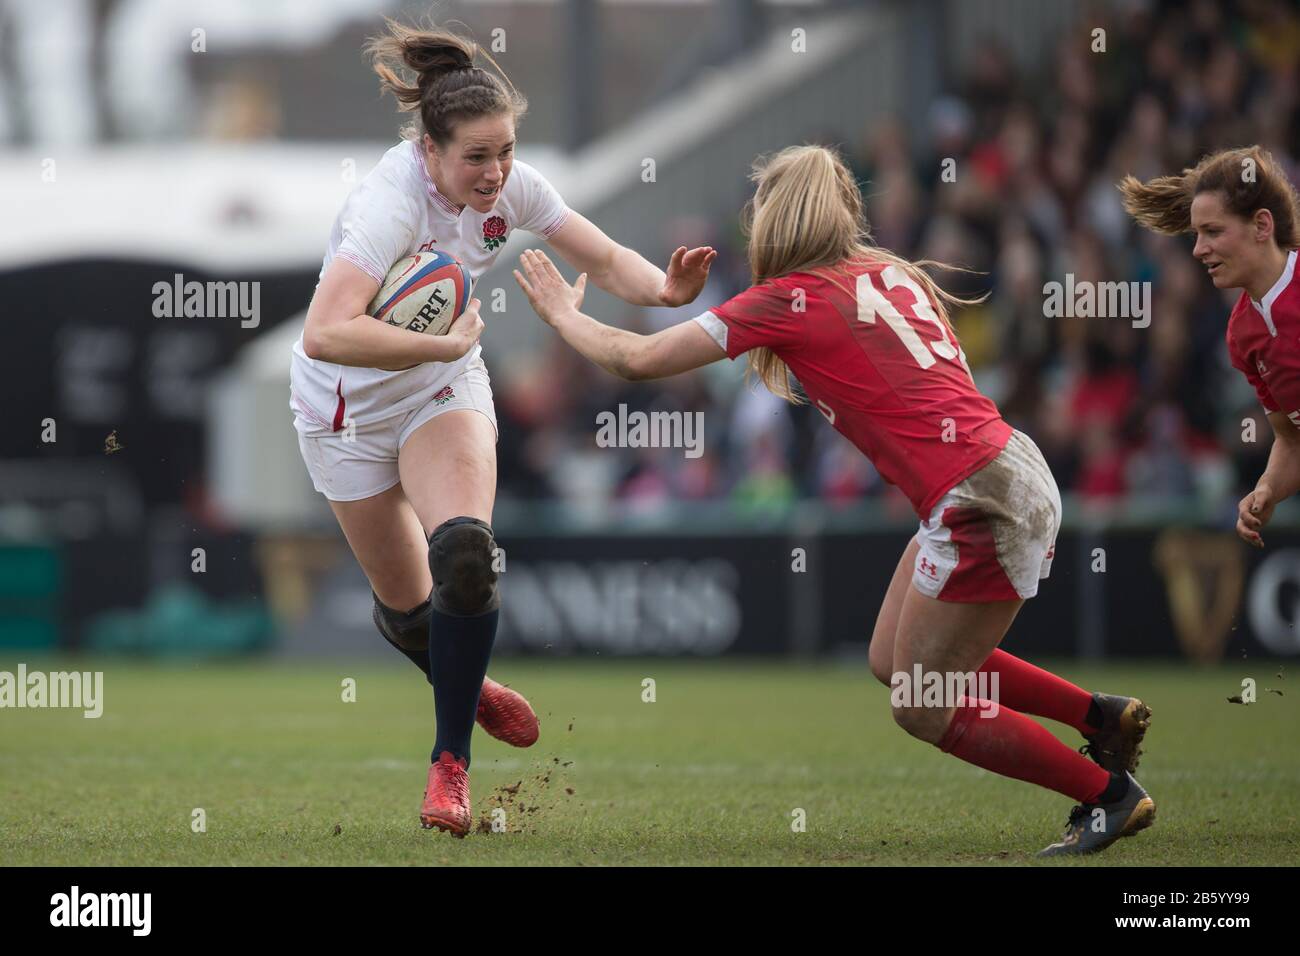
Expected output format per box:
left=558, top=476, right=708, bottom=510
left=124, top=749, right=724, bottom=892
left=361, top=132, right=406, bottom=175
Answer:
left=495, top=0, right=1300, bottom=515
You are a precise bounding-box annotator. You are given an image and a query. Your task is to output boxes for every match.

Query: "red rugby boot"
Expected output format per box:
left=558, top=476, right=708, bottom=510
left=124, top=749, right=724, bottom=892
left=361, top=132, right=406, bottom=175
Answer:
left=476, top=676, right=540, bottom=748
left=420, top=751, right=471, bottom=837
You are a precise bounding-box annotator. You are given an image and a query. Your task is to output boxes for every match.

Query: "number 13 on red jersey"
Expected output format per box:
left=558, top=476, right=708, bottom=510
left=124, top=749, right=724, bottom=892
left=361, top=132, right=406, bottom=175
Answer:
left=857, top=265, right=970, bottom=373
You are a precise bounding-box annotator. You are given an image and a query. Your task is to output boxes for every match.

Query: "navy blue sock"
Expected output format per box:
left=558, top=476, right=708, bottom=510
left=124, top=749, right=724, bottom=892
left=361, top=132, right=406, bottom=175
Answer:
left=428, top=606, right=498, bottom=767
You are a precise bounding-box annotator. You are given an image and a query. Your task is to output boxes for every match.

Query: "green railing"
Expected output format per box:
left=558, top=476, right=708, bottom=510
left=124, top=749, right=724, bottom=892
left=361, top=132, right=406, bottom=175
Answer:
left=0, top=545, right=60, bottom=649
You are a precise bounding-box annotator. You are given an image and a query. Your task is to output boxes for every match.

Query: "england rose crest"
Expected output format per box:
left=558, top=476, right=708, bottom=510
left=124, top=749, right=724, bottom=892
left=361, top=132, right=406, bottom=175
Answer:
left=482, top=215, right=508, bottom=251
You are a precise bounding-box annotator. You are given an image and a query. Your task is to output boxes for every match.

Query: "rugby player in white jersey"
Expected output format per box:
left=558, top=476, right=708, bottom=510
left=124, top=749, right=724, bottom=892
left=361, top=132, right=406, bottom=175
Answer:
left=290, top=19, right=716, bottom=836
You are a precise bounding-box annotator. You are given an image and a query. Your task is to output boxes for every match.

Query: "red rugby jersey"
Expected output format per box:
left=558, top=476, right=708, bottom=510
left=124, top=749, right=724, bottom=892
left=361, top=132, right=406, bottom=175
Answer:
left=694, top=258, right=1012, bottom=517
left=1226, top=250, right=1300, bottom=424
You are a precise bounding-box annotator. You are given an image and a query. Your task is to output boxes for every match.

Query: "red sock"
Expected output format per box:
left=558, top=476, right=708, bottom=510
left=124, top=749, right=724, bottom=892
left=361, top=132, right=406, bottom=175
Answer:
left=936, top=698, right=1110, bottom=803
left=977, top=649, right=1096, bottom=734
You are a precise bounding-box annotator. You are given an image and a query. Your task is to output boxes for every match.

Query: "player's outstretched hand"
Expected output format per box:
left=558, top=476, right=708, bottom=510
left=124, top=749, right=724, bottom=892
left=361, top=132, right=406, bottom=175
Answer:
left=514, top=249, right=587, bottom=326
left=659, top=245, right=717, bottom=307
left=1237, top=484, right=1276, bottom=548
left=445, top=298, right=484, bottom=358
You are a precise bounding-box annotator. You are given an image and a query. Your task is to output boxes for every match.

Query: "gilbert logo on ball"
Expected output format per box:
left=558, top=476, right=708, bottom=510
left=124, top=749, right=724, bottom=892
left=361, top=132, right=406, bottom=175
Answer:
left=369, top=251, right=474, bottom=336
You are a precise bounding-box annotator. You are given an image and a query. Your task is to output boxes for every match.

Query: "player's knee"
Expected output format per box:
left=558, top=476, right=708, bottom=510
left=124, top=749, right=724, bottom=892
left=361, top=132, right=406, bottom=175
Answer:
left=868, top=642, right=894, bottom=687
left=428, top=516, right=500, bottom=615
left=891, top=702, right=946, bottom=744
left=372, top=591, right=431, bottom=651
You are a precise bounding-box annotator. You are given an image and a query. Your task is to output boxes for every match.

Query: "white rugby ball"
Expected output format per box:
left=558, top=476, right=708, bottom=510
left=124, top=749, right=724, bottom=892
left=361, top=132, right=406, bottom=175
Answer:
left=368, top=251, right=475, bottom=336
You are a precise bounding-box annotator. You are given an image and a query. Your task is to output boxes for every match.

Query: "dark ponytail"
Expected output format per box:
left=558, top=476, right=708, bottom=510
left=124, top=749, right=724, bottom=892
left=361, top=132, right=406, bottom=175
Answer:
left=1120, top=145, right=1300, bottom=250
left=365, top=18, right=527, bottom=145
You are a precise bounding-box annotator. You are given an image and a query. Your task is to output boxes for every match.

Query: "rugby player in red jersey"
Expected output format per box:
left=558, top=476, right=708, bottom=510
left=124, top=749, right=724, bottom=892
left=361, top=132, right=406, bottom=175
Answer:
left=1122, top=146, right=1300, bottom=548
left=515, top=145, right=1156, bottom=856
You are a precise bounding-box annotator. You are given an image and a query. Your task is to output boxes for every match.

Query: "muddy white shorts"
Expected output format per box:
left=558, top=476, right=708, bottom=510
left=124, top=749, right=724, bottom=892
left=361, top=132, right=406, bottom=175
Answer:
left=912, top=429, right=1062, bottom=602
left=293, top=356, right=498, bottom=502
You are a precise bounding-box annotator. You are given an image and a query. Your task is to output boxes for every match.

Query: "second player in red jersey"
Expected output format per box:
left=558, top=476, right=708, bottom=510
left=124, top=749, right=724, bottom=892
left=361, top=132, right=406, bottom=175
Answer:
left=515, top=144, right=1157, bottom=856
left=1122, top=145, right=1300, bottom=547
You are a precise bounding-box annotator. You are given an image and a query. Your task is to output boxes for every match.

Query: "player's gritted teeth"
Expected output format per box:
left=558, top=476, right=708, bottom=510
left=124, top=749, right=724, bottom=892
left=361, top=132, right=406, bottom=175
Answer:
left=465, top=176, right=506, bottom=210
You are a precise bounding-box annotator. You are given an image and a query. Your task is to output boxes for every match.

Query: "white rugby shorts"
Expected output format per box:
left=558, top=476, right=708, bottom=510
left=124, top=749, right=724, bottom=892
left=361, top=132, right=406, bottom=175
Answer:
left=912, top=429, right=1062, bottom=602
left=293, top=356, right=498, bottom=502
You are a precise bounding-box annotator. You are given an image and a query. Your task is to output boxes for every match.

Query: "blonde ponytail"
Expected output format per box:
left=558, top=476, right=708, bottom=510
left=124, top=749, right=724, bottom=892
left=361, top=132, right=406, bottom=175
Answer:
left=743, top=145, right=983, bottom=403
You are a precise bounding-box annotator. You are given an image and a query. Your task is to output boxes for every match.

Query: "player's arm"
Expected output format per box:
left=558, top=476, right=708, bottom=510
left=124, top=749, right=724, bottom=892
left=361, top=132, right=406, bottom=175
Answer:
left=302, top=259, right=483, bottom=370
left=1238, top=409, right=1300, bottom=547
left=514, top=249, right=724, bottom=380
left=544, top=211, right=717, bottom=308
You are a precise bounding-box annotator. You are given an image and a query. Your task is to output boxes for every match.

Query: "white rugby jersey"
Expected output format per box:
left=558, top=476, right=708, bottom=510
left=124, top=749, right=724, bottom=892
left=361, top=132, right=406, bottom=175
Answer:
left=290, top=138, right=570, bottom=434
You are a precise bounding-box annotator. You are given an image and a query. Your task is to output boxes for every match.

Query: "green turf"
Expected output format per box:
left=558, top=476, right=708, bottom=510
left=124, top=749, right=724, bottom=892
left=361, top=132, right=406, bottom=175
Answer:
left=0, top=657, right=1295, bottom=866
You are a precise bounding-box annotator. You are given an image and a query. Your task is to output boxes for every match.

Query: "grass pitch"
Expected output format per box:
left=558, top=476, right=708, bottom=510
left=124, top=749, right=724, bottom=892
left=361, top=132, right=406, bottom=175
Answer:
left=0, top=657, right=1295, bottom=866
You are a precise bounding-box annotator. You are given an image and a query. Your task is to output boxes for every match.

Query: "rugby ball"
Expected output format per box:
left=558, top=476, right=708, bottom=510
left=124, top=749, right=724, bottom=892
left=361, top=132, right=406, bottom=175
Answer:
left=368, top=251, right=474, bottom=336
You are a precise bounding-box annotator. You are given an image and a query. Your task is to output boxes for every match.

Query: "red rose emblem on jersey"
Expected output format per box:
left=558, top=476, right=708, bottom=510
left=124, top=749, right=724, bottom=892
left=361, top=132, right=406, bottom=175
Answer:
left=482, top=216, right=508, bottom=251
